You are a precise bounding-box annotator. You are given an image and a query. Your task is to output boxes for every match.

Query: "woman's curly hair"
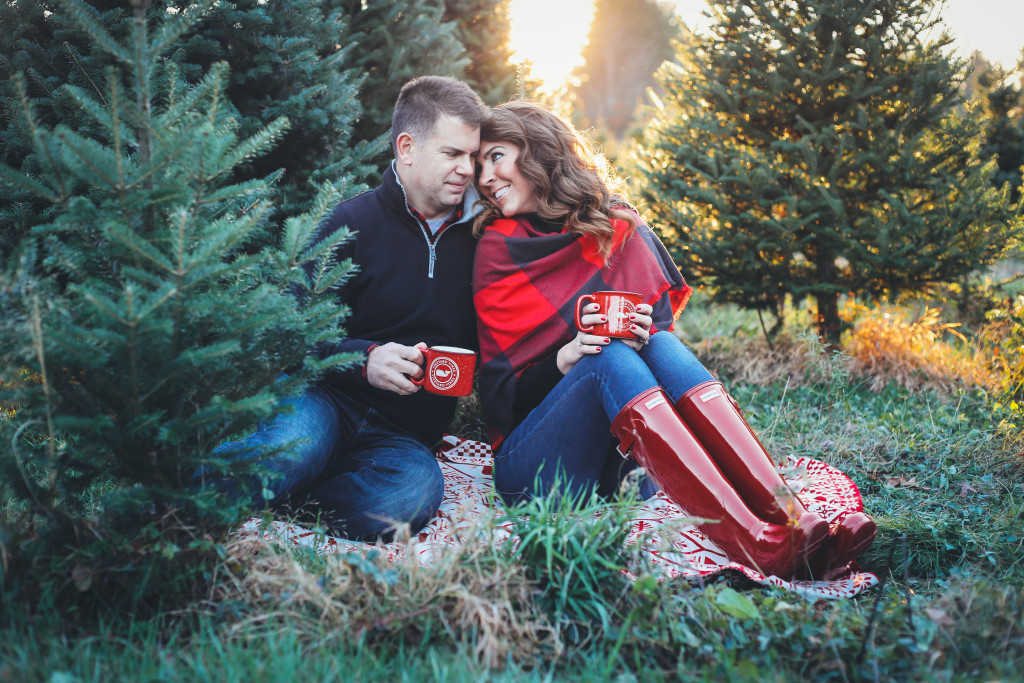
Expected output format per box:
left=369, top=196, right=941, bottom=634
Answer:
left=472, top=101, right=635, bottom=259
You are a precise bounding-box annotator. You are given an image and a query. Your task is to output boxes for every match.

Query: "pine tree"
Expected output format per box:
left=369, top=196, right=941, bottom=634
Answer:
left=572, top=0, right=679, bottom=138
left=962, top=50, right=996, bottom=104
left=637, top=0, right=1022, bottom=343
left=334, top=0, right=468, bottom=165
left=1, top=0, right=377, bottom=240
left=173, top=0, right=379, bottom=219
left=444, top=0, right=520, bottom=104
left=0, top=0, right=130, bottom=254
left=972, top=60, right=1024, bottom=201
left=0, top=0, right=355, bottom=609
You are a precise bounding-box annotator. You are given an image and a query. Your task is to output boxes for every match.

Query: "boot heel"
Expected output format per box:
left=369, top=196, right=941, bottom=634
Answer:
left=675, top=380, right=875, bottom=573
left=611, top=387, right=808, bottom=579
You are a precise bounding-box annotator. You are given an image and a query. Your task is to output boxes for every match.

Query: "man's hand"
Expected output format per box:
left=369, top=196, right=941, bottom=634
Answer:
left=366, top=342, right=427, bottom=395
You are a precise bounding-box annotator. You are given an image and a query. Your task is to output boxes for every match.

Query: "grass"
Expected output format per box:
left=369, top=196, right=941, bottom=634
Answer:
left=3, top=302, right=1024, bottom=681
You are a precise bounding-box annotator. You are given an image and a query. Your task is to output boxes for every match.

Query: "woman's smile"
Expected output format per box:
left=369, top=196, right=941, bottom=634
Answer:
left=478, top=141, right=539, bottom=217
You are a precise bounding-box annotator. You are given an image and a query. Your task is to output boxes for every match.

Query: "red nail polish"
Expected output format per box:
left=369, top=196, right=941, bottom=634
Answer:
left=604, top=338, right=610, bottom=343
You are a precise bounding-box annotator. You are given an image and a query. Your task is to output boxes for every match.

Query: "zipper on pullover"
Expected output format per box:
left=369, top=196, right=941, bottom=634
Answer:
left=417, top=225, right=442, bottom=279
left=392, top=162, right=472, bottom=279
left=427, top=237, right=437, bottom=278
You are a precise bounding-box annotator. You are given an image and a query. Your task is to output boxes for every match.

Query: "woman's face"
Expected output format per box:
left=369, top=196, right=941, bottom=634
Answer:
left=477, top=140, right=539, bottom=217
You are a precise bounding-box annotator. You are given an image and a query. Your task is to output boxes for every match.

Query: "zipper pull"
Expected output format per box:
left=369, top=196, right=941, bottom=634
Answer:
left=428, top=243, right=437, bottom=279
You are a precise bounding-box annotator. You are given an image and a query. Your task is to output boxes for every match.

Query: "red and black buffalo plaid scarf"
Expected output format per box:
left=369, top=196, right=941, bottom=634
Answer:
left=473, top=210, right=693, bottom=442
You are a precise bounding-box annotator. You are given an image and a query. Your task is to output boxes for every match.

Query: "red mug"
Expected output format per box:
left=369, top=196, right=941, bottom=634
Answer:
left=575, top=291, right=643, bottom=339
left=411, top=346, right=477, bottom=396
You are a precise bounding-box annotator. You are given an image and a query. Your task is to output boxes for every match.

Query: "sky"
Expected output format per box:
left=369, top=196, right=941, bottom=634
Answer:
left=509, top=0, right=1024, bottom=91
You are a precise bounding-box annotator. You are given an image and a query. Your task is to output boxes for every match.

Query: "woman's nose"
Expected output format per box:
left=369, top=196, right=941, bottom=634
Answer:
left=479, top=164, right=494, bottom=185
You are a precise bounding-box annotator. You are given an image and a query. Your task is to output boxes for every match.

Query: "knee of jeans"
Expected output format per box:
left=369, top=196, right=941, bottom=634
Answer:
left=647, top=329, right=674, bottom=347
left=391, top=457, right=445, bottom=526
left=576, top=340, right=641, bottom=376
left=648, top=330, right=701, bottom=361
left=644, top=330, right=683, bottom=356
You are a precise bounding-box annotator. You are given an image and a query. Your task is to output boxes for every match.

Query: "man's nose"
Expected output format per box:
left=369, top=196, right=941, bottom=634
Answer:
left=455, top=155, right=474, bottom=176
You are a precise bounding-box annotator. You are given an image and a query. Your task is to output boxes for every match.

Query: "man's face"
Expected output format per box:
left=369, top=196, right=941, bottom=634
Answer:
left=396, top=114, right=480, bottom=221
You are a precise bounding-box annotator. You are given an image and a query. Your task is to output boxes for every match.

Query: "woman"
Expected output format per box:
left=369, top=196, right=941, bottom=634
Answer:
left=472, top=102, right=875, bottom=580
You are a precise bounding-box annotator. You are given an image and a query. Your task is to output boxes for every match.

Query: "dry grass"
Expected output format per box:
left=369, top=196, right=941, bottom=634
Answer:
left=692, top=330, right=849, bottom=389
left=692, top=303, right=1001, bottom=397
left=843, top=305, right=998, bottom=394
left=207, top=514, right=557, bottom=668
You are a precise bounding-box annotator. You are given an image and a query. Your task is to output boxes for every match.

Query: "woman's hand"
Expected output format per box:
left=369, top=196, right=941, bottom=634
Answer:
left=620, top=303, right=653, bottom=352
left=557, top=303, right=609, bottom=374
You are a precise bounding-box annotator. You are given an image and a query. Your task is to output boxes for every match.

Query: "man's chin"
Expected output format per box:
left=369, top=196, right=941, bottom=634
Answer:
left=443, top=190, right=467, bottom=205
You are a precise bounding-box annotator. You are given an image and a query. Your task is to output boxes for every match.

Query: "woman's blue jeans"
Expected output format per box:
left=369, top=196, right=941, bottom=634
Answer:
left=493, top=331, right=714, bottom=505
left=208, top=385, right=444, bottom=541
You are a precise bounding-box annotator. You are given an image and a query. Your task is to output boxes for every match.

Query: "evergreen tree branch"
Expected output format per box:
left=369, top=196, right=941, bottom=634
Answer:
left=53, top=125, right=121, bottom=190
left=0, top=165, right=60, bottom=204
left=13, top=74, right=70, bottom=202
left=62, top=39, right=107, bottom=105
left=149, top=0, right=217, bottom=59
left=54, top=0, right=130, bottom=64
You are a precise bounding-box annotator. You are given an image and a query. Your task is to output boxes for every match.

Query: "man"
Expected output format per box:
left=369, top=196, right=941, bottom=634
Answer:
left=216, top=76, right=486, bottom=540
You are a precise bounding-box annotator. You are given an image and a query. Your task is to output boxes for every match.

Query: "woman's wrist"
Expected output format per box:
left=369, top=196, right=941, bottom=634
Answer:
left=556, top=342, right=574, bottom=375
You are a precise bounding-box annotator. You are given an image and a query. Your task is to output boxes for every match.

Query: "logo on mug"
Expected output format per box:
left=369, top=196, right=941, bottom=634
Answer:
left=429, top=357, right=459, bottom=391
left=611, top=298, right=637, bottom=330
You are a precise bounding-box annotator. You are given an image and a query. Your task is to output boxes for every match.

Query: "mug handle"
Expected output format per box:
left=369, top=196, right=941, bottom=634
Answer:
left=409, top=349, right=428, bottom=386
left=575, top=294, right=597, bottom=332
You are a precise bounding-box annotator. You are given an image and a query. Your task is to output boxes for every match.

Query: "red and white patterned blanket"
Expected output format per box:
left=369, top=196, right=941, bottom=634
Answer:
left=237, top=437, right=879, bottom=599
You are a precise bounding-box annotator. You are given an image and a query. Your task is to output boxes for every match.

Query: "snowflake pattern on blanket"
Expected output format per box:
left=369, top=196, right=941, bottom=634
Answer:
left=236, top=437, right=879, bottom=600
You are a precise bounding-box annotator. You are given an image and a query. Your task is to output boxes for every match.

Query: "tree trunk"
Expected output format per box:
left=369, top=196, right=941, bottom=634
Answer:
left=815, top=291, right=841, bottom=348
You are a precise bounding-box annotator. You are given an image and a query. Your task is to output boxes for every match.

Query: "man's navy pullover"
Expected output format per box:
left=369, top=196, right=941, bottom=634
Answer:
left=310, top=163, right=480, bottom=445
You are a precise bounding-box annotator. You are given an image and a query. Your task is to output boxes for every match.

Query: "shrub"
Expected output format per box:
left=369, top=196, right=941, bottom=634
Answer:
left=843, top=304, right=997, bottom=394
left=0, top=0, right=355, bottom=616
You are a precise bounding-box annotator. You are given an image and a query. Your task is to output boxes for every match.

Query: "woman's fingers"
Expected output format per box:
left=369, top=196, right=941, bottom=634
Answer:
left=576, top=332, right=609, bottom=352
left=628, top=305, right=653, bottom=332
left=629, top=319, right=651, bottom=339
left=624, top=305, right=652, bottom=351
left=558, top=331, right=607, bottom=374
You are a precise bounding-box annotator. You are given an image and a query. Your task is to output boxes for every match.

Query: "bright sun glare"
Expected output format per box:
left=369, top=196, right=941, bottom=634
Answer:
left=507, top=0, right=709, bottom=91
left=509, top=0, right=1022, bottom=93
left=508, top=0, right=595, bottom=91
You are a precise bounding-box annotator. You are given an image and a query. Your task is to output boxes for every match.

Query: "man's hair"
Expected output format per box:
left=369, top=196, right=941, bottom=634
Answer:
left=472, top=101, right=635, bottom=260
left=391, top=76, right=487, bottom=154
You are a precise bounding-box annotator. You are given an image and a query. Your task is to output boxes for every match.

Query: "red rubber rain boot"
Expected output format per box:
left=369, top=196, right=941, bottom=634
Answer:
left=676, top=380, right=874, bottom=574
left=610, top=387, right=810, bottom=579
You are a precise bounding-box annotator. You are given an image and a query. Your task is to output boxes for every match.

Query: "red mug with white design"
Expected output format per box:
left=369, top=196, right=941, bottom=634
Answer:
left=575, top=290, right=643, bottom=339
left=411, top=346, right=477, bottom=396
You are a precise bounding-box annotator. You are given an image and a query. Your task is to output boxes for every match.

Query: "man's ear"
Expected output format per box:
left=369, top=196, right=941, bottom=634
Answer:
left=395, top=131, right=415, bottom=166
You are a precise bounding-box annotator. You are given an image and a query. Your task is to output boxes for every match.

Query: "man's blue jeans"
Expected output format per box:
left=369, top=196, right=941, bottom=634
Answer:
left=210, top=384, right=444, bottom=541
left=493, top=331, right=714, bottom=505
